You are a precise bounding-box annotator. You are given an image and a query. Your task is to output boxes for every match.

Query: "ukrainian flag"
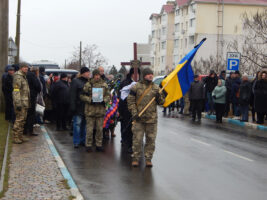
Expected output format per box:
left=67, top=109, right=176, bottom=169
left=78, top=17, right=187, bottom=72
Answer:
left=162, top=38, right=206, bottom=107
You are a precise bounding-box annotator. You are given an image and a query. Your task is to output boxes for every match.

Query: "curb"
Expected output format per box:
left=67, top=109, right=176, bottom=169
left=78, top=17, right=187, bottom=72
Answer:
left=203, top=113, right=267, bottom=132
left=40, top=126, right=84, bottom=200
left=0, top=123, right=11, bottom=193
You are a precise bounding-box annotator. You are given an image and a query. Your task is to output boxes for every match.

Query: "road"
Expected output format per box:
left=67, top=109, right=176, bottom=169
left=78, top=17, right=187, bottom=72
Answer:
left=45, top=112, right=267, bottom=200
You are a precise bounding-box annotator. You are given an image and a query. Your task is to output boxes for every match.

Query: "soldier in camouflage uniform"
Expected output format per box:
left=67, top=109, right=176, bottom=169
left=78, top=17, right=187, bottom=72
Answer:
left=80, top=69, right=110, bottom=152
left=12, top=63, right=30, bottom=144
left=127, top=68, right=165, bottom=167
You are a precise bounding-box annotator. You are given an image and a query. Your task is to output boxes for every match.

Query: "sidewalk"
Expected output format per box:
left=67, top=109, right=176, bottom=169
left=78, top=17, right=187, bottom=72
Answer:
left=0, top=128, right=71, bottom=200
left=203, top=113, right=267, bottom=138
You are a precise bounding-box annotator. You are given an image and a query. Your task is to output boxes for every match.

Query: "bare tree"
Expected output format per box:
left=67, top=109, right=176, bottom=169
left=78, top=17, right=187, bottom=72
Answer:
left=71, top=44, right=108, bottom=70
left=192, top=55, right=225, bottom=75
left=228, top=9, right=267, bottom=75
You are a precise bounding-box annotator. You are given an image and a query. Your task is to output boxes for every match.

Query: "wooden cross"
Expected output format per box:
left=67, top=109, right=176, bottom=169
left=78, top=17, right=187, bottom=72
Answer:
left=121, top=43, right=151, bottom=81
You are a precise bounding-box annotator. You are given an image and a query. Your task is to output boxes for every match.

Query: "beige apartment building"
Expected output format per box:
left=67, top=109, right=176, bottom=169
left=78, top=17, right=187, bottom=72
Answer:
left=150, top=0, right=267, bottom=75
left=150, top=1, right=175, bottom=75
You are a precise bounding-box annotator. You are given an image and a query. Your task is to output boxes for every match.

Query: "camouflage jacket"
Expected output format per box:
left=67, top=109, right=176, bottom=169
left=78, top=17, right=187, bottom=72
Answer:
left=127, top=80, right=165, bottom=124
left=80, top=78, right=110, bottom=117
left=12, top=70, right=30, bottom=109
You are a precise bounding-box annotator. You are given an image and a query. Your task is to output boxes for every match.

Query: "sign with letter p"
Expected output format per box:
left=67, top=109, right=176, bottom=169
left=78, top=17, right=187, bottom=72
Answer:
left=227, top=52, right=241, bottom=72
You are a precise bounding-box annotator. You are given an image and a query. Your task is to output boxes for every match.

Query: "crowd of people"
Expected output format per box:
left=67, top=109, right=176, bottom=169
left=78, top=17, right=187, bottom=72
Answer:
left=2, top=63, right=164, bottom=167
left=165, top=69, right=267, bottom=125
left=2, top=63, right=267, bottom=167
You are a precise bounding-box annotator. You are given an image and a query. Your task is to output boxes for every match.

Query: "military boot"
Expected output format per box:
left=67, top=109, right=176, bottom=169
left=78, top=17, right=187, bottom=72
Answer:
left=131, top=160, right=139, bottom=167
left=13, top=138, right=23, bottom=144
left=20, top=135, right=29, bottom=142
left=146, top=159, right=153, bottom=168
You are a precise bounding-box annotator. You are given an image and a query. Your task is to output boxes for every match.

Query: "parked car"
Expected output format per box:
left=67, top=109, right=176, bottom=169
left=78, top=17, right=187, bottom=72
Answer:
left=153, top=75, right=165, bottom=85
left=45, top=69, right=79, bottom=77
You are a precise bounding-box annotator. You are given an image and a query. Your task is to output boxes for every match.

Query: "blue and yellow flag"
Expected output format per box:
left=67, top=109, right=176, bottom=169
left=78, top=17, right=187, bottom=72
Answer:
left=162, top=38, right=206, bottom=107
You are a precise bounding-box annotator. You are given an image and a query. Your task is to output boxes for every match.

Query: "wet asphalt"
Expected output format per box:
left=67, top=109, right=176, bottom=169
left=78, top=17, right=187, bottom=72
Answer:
left=45, top=111, right=267, bottom=200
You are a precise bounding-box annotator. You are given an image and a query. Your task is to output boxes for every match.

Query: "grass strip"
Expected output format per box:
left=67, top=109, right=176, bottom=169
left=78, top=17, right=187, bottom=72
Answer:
left=0, top=113, right=12, bottom=198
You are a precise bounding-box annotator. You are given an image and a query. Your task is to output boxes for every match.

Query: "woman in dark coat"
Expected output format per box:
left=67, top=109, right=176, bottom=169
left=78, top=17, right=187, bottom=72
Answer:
left=254, top=71, right=267, bottom=124
left=239, top=75, right=251, bottom=122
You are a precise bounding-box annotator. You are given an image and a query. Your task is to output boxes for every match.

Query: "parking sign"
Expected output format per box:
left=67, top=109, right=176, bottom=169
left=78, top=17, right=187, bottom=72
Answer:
left=227, top=52, right=241, bottom=72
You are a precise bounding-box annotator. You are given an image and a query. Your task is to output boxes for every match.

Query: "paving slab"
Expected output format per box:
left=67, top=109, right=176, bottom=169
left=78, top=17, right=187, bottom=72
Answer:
left=0, top=128, right=71, bottom=200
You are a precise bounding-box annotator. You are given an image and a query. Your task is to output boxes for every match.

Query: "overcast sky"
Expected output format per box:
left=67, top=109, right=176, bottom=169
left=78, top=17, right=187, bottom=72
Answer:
left=9, top=0, right=166, bottom=69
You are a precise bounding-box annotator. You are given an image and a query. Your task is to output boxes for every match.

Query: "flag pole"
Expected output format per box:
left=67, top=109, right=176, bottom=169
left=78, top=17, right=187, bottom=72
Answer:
left=136, top=76, right=173, bottom=119
left=136, top=38, right=207, bottom=118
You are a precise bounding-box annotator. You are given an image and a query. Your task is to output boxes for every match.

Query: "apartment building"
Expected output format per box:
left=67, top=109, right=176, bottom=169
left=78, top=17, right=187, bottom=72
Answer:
left=150, top=0, right=267, bottom=74
left=150, top=1, right=175, bottom=75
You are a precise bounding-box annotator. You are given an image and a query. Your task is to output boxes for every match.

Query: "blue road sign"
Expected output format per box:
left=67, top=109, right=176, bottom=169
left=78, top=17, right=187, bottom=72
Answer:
left=227, top=52, right=241, bottom=72
left=227, top=59, right=240, bottom=71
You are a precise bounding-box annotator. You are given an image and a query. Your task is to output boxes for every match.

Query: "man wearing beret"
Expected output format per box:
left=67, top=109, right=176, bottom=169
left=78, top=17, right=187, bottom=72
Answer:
left=80, top=69, right=110, bottom=152
left=70, top=67, right=90, bottom=148
left=127, top=68, right=165, bottom=167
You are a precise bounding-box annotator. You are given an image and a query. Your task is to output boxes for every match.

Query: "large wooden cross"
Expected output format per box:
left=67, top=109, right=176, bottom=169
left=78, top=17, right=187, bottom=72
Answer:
left=121, top=43, right=151, bottom=81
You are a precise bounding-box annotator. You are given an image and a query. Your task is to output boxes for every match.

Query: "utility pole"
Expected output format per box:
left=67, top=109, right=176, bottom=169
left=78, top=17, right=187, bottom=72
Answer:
left=15, top=0, right=21, bottom=64
left=79, top=41, right=82, bottom=69
left=0, top=0, right=9, bottom=112
left=216, top=0, right=224, bottom=72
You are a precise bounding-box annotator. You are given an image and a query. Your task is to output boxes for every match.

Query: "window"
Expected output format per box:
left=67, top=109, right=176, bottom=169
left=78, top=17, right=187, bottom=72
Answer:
left=190, top=18, right=195, bottom=27
left=175, top=23, right=180, bottom=32
left=180, top=39, right=183, bottom=49
left=186, top=22, right=188, bottom=30
left=189, top=36, right=195, bottom=45
left=151, top=43, right=155, bottom=50
left=186, top=7, right=188, bottom=15
left=174, top=39, right=179, bottom=48
left=161, top=41, right=166, bottom=49
left=161, top=56, right=165, bottom=63
left=190, top=3, right=196, bottom=13
left=175, top=8, right=180, bottom=16
left=185, top=38, right=188, bottom=48
left=151, top=57, right=154, bottom=65
left=152, top=30, right=155, bottom=38
left=162, top=14, right=167, bottom=22
left=162, top=27, right=166, bottom=36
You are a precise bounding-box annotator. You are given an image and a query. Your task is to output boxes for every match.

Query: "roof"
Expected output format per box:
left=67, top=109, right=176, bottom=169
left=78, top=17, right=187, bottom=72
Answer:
left=149, top=13, right=160, bottom=20
left=175, top=0, right=267, bottom=6
left=176, top=0, right=189, bottom=7
left=161, top=4, right=175, bottom=14
left=195, top=0, right=267, bottom=6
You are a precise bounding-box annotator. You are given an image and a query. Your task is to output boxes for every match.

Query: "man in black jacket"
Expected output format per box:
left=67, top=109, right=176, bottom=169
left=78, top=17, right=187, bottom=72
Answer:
left=70, top=67, right=90, bottom=148
left=24, top=68, right=41, bottom=135
left=51, top=73, right=70, bottom=131
left=203, top=70, right=218, bottom=115
left=2, top=66, right=15, bottom=122
left=189, top=75, right=205, bottom=122
left=118, top=67, right=140, bottom=153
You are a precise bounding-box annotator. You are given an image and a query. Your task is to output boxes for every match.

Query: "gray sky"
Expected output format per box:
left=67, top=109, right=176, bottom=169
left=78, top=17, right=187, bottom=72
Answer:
left=9, top=0, right=166, bottom=69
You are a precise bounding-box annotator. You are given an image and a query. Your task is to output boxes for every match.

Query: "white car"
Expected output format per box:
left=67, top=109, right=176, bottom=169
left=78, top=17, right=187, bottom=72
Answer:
left=153, top=75, right=165, bottom=86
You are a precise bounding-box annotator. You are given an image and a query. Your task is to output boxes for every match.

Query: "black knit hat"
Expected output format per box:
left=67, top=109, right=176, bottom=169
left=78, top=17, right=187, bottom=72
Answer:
left=142, top=68, right=153, bottom=78
left=92, top=69, right=100, bottom=77
left=60, top=73, right=68, bottom=79
left=80, top=67, right=90, bottom=74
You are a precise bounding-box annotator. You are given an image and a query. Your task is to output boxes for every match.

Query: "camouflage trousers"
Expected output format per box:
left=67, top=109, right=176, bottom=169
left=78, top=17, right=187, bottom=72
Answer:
left=132, top=122, right=157, bottom=160
left=86, top=116, right=104, bottom=147
left=13, top=108, right=27, bottom=140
